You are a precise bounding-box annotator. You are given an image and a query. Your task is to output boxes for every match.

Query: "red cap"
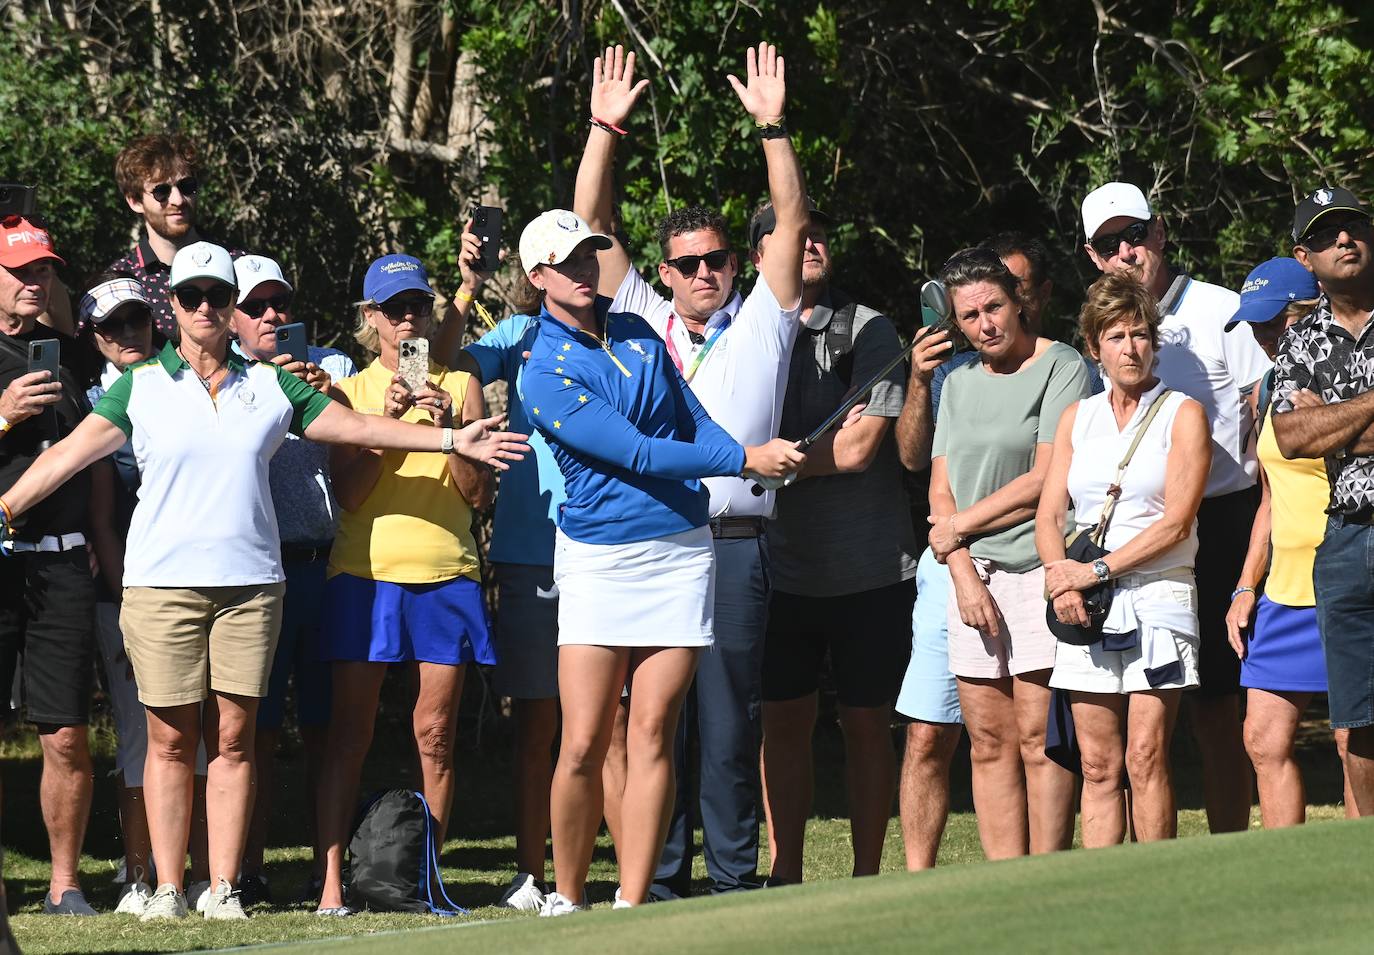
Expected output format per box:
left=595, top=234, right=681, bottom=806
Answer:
left=0, top=217, right=65, bottom=268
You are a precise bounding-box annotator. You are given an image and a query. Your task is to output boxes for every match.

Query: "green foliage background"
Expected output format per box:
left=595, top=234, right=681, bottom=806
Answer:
left=2, top=0, right=1372, bottom=349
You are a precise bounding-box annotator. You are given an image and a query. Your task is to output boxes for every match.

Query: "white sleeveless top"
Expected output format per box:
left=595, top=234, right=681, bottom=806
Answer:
left=1065, top=380, right=1198, bottom=575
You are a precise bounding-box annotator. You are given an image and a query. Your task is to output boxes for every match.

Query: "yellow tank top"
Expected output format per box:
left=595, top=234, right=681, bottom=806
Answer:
left=1256, top=404, right=1328, bottom=606
left=328, top=359, right=482, bottom=584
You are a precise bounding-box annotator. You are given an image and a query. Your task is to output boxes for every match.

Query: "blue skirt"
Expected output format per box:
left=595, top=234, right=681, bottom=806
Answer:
left=318, top=572, right=497, bottom=666
left=1241, top=595, right=1326, bottom=693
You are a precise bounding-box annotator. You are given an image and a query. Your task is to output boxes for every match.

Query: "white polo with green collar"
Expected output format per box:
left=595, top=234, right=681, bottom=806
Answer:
left=92, top=342, right=332, bottom=587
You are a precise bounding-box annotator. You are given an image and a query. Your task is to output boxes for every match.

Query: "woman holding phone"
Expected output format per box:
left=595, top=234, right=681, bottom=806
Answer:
left=517, top=210, right=803, bottom=915
left=313, top=253, right=498, bottom=916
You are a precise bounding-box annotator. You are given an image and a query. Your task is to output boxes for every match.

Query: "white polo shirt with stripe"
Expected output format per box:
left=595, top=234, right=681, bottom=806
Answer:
left=92, top=341, right=332, bottom=587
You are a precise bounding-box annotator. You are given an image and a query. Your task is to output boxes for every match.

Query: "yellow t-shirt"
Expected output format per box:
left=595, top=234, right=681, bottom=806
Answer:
left=1257, top=405, right=1328, bottom=607
left=328, top=358, right=482, bottom=584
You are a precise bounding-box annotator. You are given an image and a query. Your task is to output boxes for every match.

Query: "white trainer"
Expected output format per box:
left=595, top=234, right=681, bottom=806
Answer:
left=139, top=884, right=189, bottom=922
left=115, top=880, right=153, bottom=916
left=202, top=877, right=248, bottom=921
left=188, top=880, right=212, bottom=914
left=538, top=891, right=583, bottom=918
left=498, top=873, right=546, bottom=912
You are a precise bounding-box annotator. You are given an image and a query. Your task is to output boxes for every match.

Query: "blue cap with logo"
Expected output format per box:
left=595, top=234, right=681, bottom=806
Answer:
left=1224, top=257, right=1319, bottom=332
left=363, top=254, right=435, bottom=304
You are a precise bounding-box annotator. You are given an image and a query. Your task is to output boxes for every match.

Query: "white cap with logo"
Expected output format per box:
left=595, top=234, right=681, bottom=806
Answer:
left=169, top=241, right=236, bottom=288
left=519, top=209, right=611, bottom=273
left=1081, top=182, right=1152, bottom=239
left=233, top=254, right=294, bottom=304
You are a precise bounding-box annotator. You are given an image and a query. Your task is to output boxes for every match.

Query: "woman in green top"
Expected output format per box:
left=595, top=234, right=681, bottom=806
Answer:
left=926, top=248, right=1091, bottom=860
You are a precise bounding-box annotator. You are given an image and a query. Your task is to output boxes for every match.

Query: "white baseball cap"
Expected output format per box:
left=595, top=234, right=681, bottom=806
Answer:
left=233, top=254, right=293, bottom=303
left=169, top=241, right=236, bottom=288
left=519, top=209, right=611, bottom=273
left=1081, top=182, right=1152, bottom=239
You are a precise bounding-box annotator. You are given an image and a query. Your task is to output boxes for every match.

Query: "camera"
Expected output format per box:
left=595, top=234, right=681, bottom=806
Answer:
left=0, top=184, right=37, bottom=219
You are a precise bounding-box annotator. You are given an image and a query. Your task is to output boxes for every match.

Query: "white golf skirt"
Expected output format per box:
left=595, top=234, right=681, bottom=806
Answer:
left=554, top=525, right=716, bottom=648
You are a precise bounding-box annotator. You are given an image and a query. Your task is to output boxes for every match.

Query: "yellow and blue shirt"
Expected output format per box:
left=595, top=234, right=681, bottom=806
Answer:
left=519, top=298, right=745, bottom=545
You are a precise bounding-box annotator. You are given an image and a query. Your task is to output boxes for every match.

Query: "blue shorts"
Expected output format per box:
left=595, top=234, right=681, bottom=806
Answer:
left=1241, top=595, right=1326, bottom=693
left=258, top=555, right=333, bottom=729
left=1314, top=517, right=1374, bottom=728
left=492, top=563, right=559, bottom=699
left=895, top=548, right=962, bottom=724
left=318, top=572, right=497, bottom=666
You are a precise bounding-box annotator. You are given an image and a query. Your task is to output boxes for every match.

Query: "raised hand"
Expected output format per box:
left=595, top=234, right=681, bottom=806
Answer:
left=591, top=44, right=649, bottom=129
left=726, top=42, right=786, bottom=126
left=458, top=219, right=502, bottom=292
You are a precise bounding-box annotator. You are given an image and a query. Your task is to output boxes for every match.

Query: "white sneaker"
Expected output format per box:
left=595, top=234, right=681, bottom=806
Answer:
left=202, top=878, right=247, bottom=921
left=498, top=873, right=546, bottom=912
left=538, top=891, right=583, bottom=918
left=139, top=884, right=189, bottom=922
left=115, top=880, right=153, bottom=916
left=188, top=879, right=212, bottom=914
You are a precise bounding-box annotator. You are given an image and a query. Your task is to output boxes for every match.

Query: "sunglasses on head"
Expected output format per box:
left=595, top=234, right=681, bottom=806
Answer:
left=94, top=310, right=150, bottom=337
left=664, top=249, right=731, bottom=277
left=148, top=177, right=199, bottom=204
left=238, top=293, right=293, bottom=318
left=1090, top=220, right=1152, bottom=258
left=1301, top=216, right=1373, bottom=253
left=173, top=283, right=235, bottom=310
left=375, top=296, right=434, bottom=320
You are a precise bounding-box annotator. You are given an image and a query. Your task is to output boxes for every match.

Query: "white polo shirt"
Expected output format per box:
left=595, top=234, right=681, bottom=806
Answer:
left=92, top=342, right=332, bottom=587
left=611, top=268, right=800, bottom=517
left=1155, top=274, right=1272, bottom=498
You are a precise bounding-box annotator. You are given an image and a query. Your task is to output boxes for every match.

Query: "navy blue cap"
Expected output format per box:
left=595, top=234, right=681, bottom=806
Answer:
left=363, top=254, right=434, bottom=304
left=1225, top=257, right=1319, bottom=332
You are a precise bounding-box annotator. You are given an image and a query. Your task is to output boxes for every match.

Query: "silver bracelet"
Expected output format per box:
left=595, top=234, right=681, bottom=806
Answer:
left=441, top=427, right=455, bottom=454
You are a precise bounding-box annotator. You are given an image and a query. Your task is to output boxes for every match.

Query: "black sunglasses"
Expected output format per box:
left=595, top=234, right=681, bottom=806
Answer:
left=1301, top=216, right=1373, bottom=253
left=1089, top=220, right=1152, bottom=258
left=375, top=296, right=434, bottom=320
left=238, top=293, right=293, bottom=318
left=94, top=311, right=150, bottom=337
left=148, top=177, right=199, bottom=204
left=173, top=283, right=235, bottom=310
left=664, top=248, right=731, bottom=277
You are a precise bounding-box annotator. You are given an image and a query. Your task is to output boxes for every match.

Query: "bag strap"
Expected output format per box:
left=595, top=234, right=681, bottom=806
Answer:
left=1091, top=389, right=1175, bottom=545
left=413, top=791, right=468, bottom=917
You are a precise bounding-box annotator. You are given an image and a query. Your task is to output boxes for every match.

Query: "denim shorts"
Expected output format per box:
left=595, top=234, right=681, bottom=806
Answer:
left=1313, top=516, right=1374, bottom=729
left=895, top=548, right=962, bottom=724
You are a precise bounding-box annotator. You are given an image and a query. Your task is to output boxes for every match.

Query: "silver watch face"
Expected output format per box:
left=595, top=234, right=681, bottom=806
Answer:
left=1092, top=559, right=1110, bottom=580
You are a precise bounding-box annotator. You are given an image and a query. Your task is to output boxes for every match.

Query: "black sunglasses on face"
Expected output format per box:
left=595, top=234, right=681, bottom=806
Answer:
left=173, top=284, right=235, bottom=310
left=94, top=312, right=150, bottom=338
left=1090, top=220, right=1152, bottom=258
left=1301, top=217, right=1373, bottom=253
left=664, top=249, right=731, bottom=277
left=376, top=297, right=434, bottom=321
left=148, top=177, right=199, bottom=204
left=238, top=293, right=293, bottom=318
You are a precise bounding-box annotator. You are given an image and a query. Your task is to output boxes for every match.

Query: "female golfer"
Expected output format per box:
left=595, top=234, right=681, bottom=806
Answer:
left=517, top=210, right=803, bottom=915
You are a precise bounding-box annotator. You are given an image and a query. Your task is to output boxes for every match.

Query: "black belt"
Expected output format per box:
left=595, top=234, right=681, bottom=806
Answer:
left=281, top=542, right=332, bottom=563
left=710, top=517, right=765, bottom=539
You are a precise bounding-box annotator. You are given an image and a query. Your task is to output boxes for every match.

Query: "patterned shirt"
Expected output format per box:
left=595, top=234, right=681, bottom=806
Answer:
left=108, top=234, right=241, bottom=339
left=1272, top=294, right=1374, bottom=515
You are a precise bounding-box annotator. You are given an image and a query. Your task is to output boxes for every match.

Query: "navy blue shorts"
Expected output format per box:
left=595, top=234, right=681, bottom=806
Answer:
left=318, top=572, right=496, bottom=667
left=1314, top=517, right=1374, bottom=728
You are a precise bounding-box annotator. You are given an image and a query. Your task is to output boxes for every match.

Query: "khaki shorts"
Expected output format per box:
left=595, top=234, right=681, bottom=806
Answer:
left=120, top=583, right=285, bottom=707
left=947, top=561, right=1057, bottom=679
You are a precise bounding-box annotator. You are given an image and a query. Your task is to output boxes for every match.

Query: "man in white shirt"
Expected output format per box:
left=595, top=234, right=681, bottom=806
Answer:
left=572, top=42, right=807, bottom=896
left=1081, top=182, right=1272, bottom=833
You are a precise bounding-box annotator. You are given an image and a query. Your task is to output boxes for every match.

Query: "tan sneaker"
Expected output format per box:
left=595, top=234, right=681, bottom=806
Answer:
left=139, top=884, right=188, bottom=922
left=202, top=878, right=247, bottom=921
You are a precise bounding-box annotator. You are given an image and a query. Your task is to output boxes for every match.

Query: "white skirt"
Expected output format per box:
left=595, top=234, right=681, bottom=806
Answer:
left=554, top=526, right=715, bottom=647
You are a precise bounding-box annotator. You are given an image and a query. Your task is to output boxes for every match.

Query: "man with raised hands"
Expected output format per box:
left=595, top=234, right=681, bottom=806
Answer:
left=572, top=42, right=808, bottom=898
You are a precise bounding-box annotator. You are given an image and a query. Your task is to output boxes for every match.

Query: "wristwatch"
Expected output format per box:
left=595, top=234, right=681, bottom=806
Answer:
left=441, top=427, right=455, bottom=454
left=1091, top=559, right=1111, bottom=583
left=0, top=413, right=9, bottom=435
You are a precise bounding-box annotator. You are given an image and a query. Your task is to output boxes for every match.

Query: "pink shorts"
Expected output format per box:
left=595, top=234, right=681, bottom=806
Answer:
left=946, top=560, right=1057, bottom=679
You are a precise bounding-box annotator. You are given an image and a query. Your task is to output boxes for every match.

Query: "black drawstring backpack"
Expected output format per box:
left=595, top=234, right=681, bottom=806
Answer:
left=347, top=789, right=466, bottom=916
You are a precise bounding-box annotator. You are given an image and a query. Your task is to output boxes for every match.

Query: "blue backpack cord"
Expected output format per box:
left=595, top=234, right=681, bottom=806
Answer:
left=414, top=791, right=468, bottom=916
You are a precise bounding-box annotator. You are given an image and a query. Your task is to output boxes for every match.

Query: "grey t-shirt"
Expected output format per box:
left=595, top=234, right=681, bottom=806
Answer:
left=932, top=340, right=1091, bottom=572
left=766, top=290, right=918, bottom=597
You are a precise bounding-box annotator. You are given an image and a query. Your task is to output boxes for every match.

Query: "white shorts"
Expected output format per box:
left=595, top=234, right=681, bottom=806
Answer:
left=554, top=526, right=715, bottom=648
left=946, top=561, right=1058, bottom=679
left=1050, top=574, right=1200, bottom=694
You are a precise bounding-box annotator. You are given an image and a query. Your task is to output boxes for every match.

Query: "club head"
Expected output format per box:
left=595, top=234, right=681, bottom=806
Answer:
left=920, top=279, right=951, bottom=322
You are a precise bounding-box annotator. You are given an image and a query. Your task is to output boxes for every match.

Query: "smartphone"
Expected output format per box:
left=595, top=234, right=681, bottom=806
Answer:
left=398, top=338, right=430, bottom=394
left=274, top=322, right=309, bottom=363
left=0, top=183, right=36, bottom=219
left=470, top=205, right=503, bottom=273
left=27, top=338, right=61, bottom=380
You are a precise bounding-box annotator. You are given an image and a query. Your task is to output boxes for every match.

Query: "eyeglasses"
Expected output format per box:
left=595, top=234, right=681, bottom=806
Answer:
left=1301, top=217, right=1373, bottom=253
left=374, top=296, right=434, bottom=321
left=1089, top=220, right=1153, bottom=258
left=664, top=249, right=731, bottom=277
left=93, top=311, right=150, bottom=338
left=238, top=293, right=293, bottom=318
left=147, top=177, right=199, bottom=204
left=173, top=284, right=235, bottom=310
